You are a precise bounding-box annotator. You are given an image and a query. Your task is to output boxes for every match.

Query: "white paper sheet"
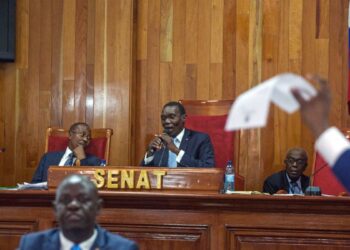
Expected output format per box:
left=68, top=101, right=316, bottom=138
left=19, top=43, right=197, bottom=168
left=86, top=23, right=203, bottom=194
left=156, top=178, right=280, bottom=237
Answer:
left=225, top=73, right=316, bottom=131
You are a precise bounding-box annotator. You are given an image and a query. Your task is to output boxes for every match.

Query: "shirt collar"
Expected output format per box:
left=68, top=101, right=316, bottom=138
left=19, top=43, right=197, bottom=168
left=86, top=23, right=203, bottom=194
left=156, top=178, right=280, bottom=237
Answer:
left=63, top=147, right=73, bottom=157
left=174, top=128, right=185, bottom=143
left=59, top=228, right=98, bottom=250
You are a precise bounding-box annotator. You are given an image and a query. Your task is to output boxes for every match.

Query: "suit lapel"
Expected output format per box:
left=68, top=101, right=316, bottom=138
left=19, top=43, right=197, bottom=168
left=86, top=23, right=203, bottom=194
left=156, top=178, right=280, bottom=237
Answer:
left=158, top=148, right=168, bottom=167
left=179, top=129, right=191, bottom=152
left=281, top=171, right=290, bottom=192
left=48, top=151, right=65, bottom=165
left=91, top=226, right=106, bottom=250
left=43, top=230, right=60, bottom=250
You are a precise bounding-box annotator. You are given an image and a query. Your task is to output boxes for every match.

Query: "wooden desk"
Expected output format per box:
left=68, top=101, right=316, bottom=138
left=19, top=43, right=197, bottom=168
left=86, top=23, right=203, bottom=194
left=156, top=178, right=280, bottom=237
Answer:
left=1, top=190, right=350, bottom=249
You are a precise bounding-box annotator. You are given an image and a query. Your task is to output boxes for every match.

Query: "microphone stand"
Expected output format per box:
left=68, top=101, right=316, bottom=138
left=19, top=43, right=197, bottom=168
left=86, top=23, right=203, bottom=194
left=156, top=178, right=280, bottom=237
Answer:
left=305, top=162, right=328, bottom=196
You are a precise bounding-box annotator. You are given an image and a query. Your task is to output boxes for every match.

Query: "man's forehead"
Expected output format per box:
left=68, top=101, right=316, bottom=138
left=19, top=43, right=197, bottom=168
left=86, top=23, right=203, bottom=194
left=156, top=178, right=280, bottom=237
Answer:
left=162, top=106, right=179, bottom=114
left=287, top=150, right=307, bottom=159
left=74, top=125, right=90, bottom=131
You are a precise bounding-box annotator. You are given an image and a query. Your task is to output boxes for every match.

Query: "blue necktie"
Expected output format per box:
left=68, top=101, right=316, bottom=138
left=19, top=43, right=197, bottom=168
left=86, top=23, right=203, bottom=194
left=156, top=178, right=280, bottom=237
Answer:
left=71, top=244, right=81, bottom=250
left=290, top=182, right=300, bottom=194
left=167, top=138, right=178, bottom=168
left=64, top=153, right=75, bottom=166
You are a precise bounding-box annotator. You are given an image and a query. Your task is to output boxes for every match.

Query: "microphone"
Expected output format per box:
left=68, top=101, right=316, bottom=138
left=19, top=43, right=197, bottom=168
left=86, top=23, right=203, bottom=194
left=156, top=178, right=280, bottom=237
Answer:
left=149, top=130, right=167, bottom=154
left=305, top=162, right=328, bottom=196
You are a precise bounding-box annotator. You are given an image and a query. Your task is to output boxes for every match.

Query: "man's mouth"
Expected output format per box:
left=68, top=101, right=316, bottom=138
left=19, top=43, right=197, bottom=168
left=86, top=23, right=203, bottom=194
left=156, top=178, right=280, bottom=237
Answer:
left=66, top=213, right=82, bottom=221
left=164, top=127, right=173, bottom=133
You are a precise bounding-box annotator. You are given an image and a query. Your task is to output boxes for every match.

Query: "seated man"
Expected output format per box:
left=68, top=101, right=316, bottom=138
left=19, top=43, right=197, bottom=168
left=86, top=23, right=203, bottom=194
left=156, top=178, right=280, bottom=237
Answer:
left=32, top=122, right=101, bottom=183
left=263, top=147, right=310, bottom=194
left=18, top=174, right=138, bottom=250
left=141, top=101, right=215, bottom=167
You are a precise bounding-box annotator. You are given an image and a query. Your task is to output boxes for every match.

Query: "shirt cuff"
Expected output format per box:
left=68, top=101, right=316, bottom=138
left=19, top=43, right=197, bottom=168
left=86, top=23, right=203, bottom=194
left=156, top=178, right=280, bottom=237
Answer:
left=144, top=153, right=154, bottom=164
left=176, top=150, right=185, bottom=163
left=315, top=127, right=350, bottom=167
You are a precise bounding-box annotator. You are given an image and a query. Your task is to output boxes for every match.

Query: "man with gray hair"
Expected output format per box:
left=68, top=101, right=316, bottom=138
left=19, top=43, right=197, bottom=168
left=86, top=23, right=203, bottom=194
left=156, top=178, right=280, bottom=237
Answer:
left=263, top=147, right=310, bottom=194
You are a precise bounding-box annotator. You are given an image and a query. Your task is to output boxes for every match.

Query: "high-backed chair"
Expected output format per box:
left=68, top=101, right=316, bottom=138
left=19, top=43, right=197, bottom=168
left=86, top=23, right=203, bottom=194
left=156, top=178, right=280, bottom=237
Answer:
left=45, top=127, right=113, bottom=164
left=312, top=128, right=350, bottom=195
left=179, top=100, right=237, bottom=169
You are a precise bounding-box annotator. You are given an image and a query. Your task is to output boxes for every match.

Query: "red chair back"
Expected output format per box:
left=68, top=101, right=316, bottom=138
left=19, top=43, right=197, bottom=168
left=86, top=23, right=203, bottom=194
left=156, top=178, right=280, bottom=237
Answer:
left=312, top=129, right=350, bottom=195
left=312, top=153, right=347, bottom=195
left=179, top=100, right=236, bottom=168
left=185, top=114, right=234, bottom=168
left=45, top=127, right=113, bottom=164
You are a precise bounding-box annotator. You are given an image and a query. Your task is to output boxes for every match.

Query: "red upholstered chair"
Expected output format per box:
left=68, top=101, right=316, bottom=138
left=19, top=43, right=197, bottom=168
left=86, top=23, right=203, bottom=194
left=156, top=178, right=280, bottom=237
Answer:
left=179, top=100, right=244, bottom=190
left=45, top=127, right=113, bottom=164
left=312, top=129, right=350, bottom=196
left=179, top=100, right=235, bottom=169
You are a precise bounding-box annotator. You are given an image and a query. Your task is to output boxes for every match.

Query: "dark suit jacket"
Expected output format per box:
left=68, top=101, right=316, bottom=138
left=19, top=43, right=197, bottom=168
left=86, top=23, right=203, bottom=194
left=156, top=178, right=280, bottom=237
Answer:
left=18, top=225, right=138, bottom=250
left=141, top=129, right=215, bottom=167
left=333, top=149, right=350, bottom=192
left=32, top=151, right=101, bottom=183
left=263, top=170, right=310, bottom=194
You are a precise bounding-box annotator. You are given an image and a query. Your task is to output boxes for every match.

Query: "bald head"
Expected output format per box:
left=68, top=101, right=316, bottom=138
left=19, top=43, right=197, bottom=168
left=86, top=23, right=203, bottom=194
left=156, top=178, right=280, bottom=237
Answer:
left=54, top=175, right=102, bottom=243
left=55, top=175, right=98, bottom=201
left=285, top=147, right=308, bottom=160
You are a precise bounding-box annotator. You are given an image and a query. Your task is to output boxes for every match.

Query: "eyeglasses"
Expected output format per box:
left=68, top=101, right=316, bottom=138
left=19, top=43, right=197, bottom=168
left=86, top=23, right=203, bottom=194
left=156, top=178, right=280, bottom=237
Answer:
left=285, top=157, right=306, bottom=166
left=72, top=131, right=91, bottom=140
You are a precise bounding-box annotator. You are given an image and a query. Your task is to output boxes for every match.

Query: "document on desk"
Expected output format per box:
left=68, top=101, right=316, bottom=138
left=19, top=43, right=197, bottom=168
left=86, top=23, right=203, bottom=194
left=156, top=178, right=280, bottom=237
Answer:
left=225, top=73, right=316, bottom=131
left=17, top=182, right=48, bottom=190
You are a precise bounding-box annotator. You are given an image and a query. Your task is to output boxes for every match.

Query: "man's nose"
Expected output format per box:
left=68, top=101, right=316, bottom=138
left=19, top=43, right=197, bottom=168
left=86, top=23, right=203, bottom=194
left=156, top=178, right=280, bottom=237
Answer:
left=67, top=199, right=80, bottom=209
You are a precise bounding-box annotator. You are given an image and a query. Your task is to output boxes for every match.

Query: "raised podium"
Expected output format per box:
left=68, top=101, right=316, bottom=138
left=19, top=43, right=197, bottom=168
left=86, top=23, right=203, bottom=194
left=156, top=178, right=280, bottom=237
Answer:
left=47, top=166, right=245, bottom=192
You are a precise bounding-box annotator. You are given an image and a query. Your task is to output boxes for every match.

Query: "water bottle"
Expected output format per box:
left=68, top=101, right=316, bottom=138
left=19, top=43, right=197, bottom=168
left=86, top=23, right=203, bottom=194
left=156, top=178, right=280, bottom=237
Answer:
left=100, top=159, right=107, bottom=166
left=224, top=160, right=235, bottom=193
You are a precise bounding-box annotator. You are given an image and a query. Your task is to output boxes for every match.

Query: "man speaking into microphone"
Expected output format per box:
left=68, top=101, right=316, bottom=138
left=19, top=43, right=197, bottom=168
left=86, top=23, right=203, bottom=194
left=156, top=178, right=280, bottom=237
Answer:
left=141, top=101, right=215, bottom=168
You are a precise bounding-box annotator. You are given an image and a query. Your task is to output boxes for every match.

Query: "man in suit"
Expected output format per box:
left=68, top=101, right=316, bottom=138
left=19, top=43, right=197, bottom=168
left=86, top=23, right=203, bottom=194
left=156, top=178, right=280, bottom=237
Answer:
left=263, top=147, right=310, bottom=194
left=32, top=122, right=101, bottom=183
left=292, top=75, right=350, bottom=192
left=18, top=174, right=138, bottom=250
left=141, top=101, right=215, bottom=167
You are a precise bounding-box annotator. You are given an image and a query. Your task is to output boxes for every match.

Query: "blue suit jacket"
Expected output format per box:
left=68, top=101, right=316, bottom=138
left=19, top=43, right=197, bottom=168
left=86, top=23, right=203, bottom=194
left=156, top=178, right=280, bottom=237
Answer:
left=141, top=129, right=215, bottom=167
left=32, top=151, right=101, bottom=183
left=263, top=170, right=310, bottom=194
left=18, top=225, right=138, bottom=250
left=332, top=150, right=350, bottom=192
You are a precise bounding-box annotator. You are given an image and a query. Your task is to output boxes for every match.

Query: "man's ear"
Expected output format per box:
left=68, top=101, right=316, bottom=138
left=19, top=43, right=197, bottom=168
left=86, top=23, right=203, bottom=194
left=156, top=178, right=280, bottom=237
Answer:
left=303, top=163, right=308, bottom=171
left=52, top=201, right=57, bottom=212
left=181, top=114, right=187, bottom=122
left=96, top=198, right=103, bottom=215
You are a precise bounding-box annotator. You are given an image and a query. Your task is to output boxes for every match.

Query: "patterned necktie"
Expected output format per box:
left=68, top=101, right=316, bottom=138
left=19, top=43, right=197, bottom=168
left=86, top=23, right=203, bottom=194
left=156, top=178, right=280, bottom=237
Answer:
left=71, top=244, right=81, bottom=250
left=167, top=138, right=178, bottom=168
left=290, top=182, right=300, bottom=194
left=64, top=153, right=75, bottom=166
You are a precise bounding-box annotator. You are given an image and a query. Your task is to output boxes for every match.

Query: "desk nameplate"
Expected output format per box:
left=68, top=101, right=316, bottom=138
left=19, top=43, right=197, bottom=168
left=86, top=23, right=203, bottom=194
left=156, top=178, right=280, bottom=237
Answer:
left=47, top=166, right=234, bottom=192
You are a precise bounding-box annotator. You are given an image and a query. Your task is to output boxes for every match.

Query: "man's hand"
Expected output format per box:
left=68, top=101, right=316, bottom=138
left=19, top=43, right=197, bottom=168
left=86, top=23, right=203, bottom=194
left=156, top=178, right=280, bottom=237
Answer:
left=291, top=75, right=331, bottom=138
left=159, top=133, right=180, bottom=155
left=147, top=135, right=164, bottom=156
left=73, top=144, right=87, bottom=160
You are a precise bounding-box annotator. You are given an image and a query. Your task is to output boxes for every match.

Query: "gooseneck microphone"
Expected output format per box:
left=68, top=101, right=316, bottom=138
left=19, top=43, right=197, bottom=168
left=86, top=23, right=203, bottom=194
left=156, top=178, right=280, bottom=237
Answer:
left=305, top=162, right=328, bottom=196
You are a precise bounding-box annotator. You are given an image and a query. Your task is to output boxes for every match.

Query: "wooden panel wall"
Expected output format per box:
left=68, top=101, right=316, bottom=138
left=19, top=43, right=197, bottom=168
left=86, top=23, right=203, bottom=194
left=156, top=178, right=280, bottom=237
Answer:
left=0, top=0, right=134, bottom=185
left=133, top=0, right=349, bottom=191
left=0, top=0, right=348, bottom=191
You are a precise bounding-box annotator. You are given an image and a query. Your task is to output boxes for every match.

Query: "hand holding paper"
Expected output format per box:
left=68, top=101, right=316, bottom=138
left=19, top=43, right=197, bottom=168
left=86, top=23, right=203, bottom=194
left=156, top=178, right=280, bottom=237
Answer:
left=225, top=73, right=316, bottom=131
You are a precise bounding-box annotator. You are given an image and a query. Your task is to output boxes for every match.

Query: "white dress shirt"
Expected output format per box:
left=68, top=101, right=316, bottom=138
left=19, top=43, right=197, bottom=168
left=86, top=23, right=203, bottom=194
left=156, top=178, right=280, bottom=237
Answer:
left=59, top=229, right=97, bottom=250
left=58, top=147, right=75, bottom=166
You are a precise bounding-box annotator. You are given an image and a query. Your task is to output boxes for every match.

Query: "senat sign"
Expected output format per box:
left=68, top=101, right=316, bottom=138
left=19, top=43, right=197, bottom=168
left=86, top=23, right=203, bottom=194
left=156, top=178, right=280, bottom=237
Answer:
left=93, top=169, right=167, bottom=190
